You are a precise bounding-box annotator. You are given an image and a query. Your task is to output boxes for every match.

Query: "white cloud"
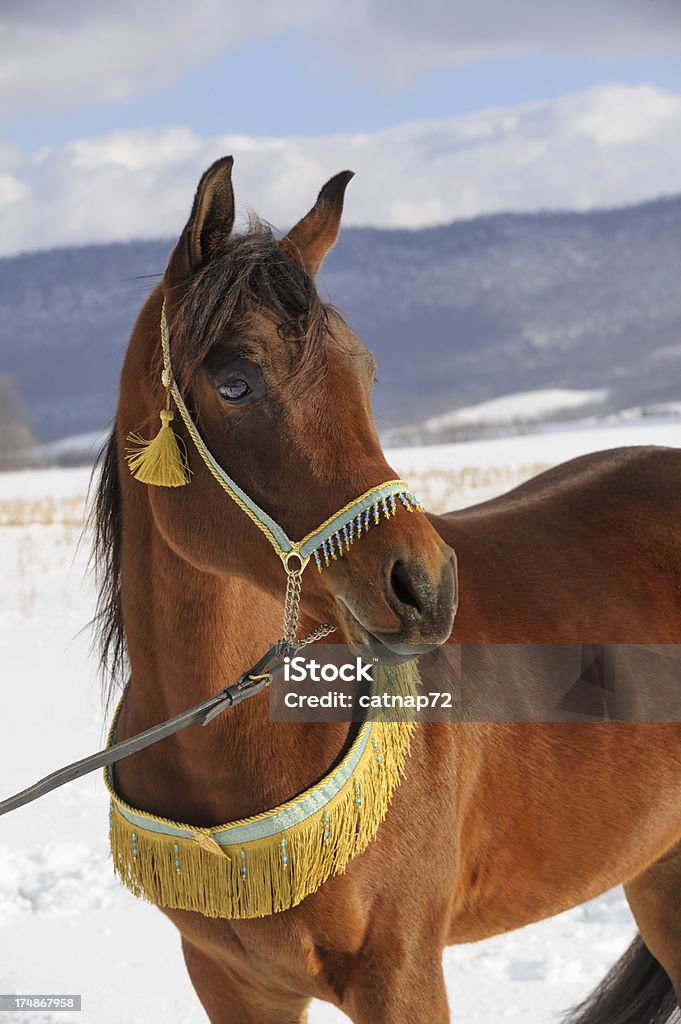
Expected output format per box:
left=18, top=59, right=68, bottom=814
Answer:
left=325, top=0, right=681, bottom=85
left=0, top=173, right=28, bottom=212
left=2, top=1, right=680, bottom=115
left=1, top=84, right=680, bottom=257
left=0, top=0, right=316, bottom=116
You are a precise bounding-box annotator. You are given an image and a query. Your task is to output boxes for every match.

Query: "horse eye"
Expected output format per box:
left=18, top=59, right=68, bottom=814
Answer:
left=218, top=379, right=251, bottom=401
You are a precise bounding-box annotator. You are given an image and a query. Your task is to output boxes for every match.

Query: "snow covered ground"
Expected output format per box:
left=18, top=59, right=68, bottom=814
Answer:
left=397, top=387, right=609, bottom=436
left=2, top=420, right=680, bottom=1023
left=390, top=415, right=681, bottom=512
left=383, top=388, right=681, bottom=449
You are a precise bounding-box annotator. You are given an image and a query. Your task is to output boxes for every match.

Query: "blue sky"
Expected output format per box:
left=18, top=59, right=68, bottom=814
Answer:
left=5, top=37, right=681, bottom=150
left=0, top=2, right=680, bottom=254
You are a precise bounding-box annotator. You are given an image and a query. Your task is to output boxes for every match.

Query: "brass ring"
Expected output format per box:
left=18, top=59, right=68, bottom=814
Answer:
left=283, top=551, right=307, bottom=575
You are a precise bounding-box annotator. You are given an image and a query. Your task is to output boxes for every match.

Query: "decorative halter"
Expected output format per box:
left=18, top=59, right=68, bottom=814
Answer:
left=105, top=661, right=418, bottom=920
left=125, top=300, right=423, bottom=642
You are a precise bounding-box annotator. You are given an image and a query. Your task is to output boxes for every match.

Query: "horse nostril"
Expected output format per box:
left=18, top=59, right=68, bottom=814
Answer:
left=389, top=559, right=424, bottom=617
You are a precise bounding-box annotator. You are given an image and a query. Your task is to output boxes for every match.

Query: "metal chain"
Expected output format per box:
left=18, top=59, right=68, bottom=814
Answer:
left=283, top=568, right=303, bottom=644
left=297, top=622, right=336, bottom=647
left=282, top=568, right=336, bottom=646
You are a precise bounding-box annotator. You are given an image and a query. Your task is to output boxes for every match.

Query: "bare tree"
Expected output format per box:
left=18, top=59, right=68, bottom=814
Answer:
left=0, top=374, right=40, bottom=469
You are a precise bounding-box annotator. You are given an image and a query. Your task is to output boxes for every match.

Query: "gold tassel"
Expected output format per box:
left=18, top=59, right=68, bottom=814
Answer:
left=108, top=662, right=419, bottom=920
left=125, top=407, right=190, bottom=487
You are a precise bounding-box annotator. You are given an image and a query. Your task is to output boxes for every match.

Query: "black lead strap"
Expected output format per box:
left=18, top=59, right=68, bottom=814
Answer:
left=0, top=641, right=294, bottom=819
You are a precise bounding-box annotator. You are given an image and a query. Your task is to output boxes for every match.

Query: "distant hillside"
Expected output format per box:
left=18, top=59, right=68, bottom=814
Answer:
left=1, top=196, right=680, bottom=442
left=383, top=387, right=610, bottom=446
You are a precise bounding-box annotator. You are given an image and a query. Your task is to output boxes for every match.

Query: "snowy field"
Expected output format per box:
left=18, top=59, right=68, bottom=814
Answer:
left=2, top=419, right=681, bottom=1023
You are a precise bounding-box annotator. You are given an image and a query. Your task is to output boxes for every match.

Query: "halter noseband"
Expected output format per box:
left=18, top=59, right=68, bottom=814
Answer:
left=125, top=300, right=423, bottom=641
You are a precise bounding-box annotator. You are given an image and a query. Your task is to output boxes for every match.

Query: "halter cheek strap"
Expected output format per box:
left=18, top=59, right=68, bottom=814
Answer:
left=125, top=300, right=423, bottom=641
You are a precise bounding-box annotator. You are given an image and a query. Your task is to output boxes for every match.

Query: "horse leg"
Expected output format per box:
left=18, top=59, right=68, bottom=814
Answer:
left=181, top=937, right=311, bottom=1024
left=566, top=845, right=681, bottom=1023
left=342, top=949, right=450, bottom=1023
left=624, top=845, right=681, bottom=1006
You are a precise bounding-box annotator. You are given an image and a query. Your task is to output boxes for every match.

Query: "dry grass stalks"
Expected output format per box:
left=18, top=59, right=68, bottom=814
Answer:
left=0, top=463, right=552, bottom=527
left=0, top=495, right=88, bottom=527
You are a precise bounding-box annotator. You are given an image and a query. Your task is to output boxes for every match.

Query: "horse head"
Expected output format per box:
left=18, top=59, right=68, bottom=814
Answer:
left=119, top=157, right=457, bottom=661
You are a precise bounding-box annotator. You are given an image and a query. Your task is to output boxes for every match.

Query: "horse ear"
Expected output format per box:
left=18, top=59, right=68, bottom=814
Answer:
left=280, top=170, right=354, bottom=278
left=165, top=156, right=235, bottom=287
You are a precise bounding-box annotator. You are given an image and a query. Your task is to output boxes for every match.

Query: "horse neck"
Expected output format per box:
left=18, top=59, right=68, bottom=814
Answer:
left=114, top=480, right=351, bottom=824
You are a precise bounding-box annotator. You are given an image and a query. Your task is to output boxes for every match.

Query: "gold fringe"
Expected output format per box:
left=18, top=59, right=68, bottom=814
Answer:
left=125, top=408, right=190, bottom=487
left=107, top=662, right=418, bottom=919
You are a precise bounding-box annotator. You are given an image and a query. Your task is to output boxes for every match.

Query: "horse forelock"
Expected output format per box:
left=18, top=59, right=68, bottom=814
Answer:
left=170, top=219, right=336, bottom=394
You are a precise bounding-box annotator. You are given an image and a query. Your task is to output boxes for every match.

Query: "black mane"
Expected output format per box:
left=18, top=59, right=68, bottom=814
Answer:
left=90, top=426, right=124, bottom=713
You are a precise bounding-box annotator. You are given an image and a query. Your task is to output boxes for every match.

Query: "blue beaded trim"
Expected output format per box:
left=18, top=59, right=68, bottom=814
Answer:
left=308, top=488, right=423, bottom=571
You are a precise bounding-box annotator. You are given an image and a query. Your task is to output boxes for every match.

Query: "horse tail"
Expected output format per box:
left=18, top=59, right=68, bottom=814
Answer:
left=564, top=935, right=677, bottom=1024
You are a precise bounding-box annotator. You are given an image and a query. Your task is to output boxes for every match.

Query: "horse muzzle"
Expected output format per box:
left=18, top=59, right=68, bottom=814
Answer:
left=337, top=546, right=458, bottom=664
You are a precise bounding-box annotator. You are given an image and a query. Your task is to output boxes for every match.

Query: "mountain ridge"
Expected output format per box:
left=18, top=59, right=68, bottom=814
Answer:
left=1, top=194, right=679, bottom=442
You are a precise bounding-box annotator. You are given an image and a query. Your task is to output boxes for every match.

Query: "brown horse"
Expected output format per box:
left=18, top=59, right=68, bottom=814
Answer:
left=94, top=156, right=681, bottom=1023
